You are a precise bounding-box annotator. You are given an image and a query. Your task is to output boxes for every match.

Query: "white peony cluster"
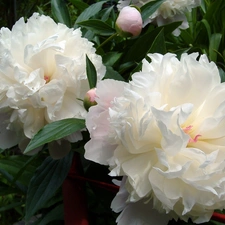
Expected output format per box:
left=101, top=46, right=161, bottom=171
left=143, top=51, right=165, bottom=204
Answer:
left=85, top=52, right=225, bottom=224
left=117, top=0, right=201, bottom=35
left=0, top=13, right=105, bottom=150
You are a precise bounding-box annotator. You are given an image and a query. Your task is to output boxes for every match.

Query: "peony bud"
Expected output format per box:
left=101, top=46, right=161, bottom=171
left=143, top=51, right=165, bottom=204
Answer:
left=115, top=6, right=142, bottom=38
left=83, top=88, right=97, bottom=111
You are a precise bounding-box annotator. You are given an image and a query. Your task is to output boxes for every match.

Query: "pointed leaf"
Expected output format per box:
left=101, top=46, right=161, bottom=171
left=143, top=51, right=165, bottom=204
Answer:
left=141, top=0, right=166, bottom=21
left=103, top=52, right=123, bottom=66
left=219, top=68, right=225, bottom=83
left=77, top=19, right=115, bottom=36
left=0, top=155, right=40, bottom=186
left=104, top=66, right=125, bottom=81
left=74, top=1, right=106, bottom=27
left=148, top=28, right=166, bottom=54
left=0, top=168, right=26, bottom=193
left=12, top=154, right=39, bottom=184
left=25, top=152, right=73, bottom=221
left=24, top=118, right=85, bottom=154
left=51, top=0, right=71, bottom=27
left=123, top=22, right=181, bottom=63
left=69, top=0, right=89, bottom=11
left=123, top=27, right=163, bottom=62
left=101, top=5, right=114, bottom=21
left=209, top=33, right=222, bottom=62
left=0, top=183, right=18, bottom=196
left=0, top=202, right=23, bottom=212
left=38, top=204, right=64, bottom=225
left=86, top=55, right=97, bottom=89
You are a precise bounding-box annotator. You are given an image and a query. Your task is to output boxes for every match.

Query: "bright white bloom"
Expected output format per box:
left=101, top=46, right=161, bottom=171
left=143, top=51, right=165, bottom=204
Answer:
left=0, top=13, right=105, bottom=150
left=117, top=0, right=201, bottom=35
left=85, top=53, right=225, bottom=223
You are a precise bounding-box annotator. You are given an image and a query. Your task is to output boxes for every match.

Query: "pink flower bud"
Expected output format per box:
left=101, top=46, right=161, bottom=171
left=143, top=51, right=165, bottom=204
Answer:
left=83, top=88, right=97, bottom=111
left=115, top=6, right=143, bottom=38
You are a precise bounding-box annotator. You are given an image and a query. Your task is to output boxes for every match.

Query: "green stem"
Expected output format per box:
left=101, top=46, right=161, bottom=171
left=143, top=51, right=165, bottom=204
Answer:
left=97, top=33, right=118, bottom=50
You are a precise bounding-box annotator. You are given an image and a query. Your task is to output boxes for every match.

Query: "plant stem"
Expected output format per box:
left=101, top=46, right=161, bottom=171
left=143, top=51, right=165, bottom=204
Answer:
left=97, top=33, right=118, bottom=50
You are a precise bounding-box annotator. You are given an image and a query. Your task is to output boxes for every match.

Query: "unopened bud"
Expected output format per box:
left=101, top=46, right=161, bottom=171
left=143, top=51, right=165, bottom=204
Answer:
left=83, top=88, right=97, bottom=111
left=115, top=6, right=142, bottom=38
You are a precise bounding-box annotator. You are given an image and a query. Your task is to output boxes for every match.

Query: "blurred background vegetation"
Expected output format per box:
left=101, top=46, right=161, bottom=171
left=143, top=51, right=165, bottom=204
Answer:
left=0, top=0, right=88, bottom=29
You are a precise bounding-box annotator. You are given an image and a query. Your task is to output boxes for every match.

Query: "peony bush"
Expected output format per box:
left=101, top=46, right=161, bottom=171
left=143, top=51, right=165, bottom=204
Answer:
left=0, top=0, right=225, bottom=224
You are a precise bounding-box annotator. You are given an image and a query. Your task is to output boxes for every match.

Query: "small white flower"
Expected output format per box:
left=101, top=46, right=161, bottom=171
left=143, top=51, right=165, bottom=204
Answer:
left=117, top=0, right=201, bottom=35
left=85, top=53, right=225, bottom=223
left=0, top=13, right=105, bottom=149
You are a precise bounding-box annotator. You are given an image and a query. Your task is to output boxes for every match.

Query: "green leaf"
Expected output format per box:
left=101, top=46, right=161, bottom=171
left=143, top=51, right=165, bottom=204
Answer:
left=0, top=155, right=40, bottom=186
left=51, top=0, right=71, bottom=27
left=123, top=27, right=163, bottom=63
left=0, top=202, right=23, bottom=212
left=0, top=183, right=18, bottom=196
left=77, top=19, right=115, bottom=36
left=209, top=33, right=222, bottom=62
left=0, top=168, right=26, bottom=193
left=12, top=154, right=39, bottom=184
left=141, top=0, right=166, bottom=21
left=148, top=28, right=166, bottom=54
left=103, top=52, right=123, bottom=66
left=123, top=22, right=181, bottom=63
left=69, top=0, right=89, bottom=11
left=103, top=66, right=125, bottom=81
left=24, top=118, right=85, bottom=154
left=101, top=5, right=114, bottom=22
left=201, top=19, right=211, bottom=41
left=25, top=152, right=73, bottom=221
left=37, top=204, right=64, bottom=225
left=86, top=55, right=97, bottom=89
left=74, top=1, right=106, bottom=27
left=219, top=67, right=225, bottom=83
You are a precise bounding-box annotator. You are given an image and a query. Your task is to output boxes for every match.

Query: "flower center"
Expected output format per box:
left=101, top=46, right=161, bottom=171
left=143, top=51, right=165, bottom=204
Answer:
left=44, top=75, right=50, bottom=83
left=183, top=125, right=201, bottom=143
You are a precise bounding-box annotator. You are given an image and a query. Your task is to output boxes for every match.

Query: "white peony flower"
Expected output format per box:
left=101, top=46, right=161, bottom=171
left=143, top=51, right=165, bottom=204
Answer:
left=111, top=177, right=172, bottom=225
left=117, top=0, right=201, bottom=35
left=85, top=52, right=225, bottom=223
left=0, top=13, right=105, bottom=150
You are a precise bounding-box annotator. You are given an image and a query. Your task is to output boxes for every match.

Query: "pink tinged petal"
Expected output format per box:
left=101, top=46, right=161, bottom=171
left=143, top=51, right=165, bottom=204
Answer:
left=182, top=125, right=201, bottom=143
left=86, top=106, right=111, bottom=138
left=189, top=134, right=201, bottom=143
left=95, top=79, right=127, bottom=107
